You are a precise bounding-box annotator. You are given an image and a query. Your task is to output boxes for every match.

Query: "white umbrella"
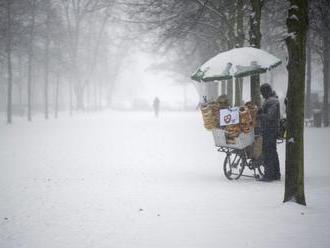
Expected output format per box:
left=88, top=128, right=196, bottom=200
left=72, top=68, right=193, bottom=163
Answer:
left=191, top=47, right=282, bottom=82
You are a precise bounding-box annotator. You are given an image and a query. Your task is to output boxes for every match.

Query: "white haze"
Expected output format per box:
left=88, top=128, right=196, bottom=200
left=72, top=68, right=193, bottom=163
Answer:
left=111, top=51, right=199, bottom=110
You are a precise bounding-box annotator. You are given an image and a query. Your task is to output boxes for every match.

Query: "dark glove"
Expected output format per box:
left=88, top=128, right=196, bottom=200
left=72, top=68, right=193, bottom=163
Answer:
left=254, top=127, right=262, bottom=135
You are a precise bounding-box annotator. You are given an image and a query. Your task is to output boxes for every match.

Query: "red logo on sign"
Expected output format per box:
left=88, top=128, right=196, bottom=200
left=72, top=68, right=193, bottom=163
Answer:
left=224, top=114, right=232, bottom=124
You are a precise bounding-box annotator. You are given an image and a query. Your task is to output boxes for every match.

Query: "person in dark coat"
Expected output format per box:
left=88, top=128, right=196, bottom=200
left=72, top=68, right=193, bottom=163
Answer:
left=258, top=83, right=281, bottom=181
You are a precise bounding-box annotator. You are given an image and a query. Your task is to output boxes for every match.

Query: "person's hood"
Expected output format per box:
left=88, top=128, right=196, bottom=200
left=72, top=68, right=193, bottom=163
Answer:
left=260, top=83, right=273, bottom=99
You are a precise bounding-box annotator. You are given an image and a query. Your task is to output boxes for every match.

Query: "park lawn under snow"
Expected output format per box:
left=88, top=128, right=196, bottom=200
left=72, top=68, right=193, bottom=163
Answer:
left=0, top=110, right=329, bottom=248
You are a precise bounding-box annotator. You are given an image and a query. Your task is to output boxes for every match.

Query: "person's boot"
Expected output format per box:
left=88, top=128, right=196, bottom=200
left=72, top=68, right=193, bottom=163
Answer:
left=257, top=176, right=274, bottom=182
left=273, top=174, right=281, bottom=181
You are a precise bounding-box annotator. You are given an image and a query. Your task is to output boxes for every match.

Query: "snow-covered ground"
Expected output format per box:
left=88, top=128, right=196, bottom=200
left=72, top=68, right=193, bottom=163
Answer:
left=0, top=111, right=329, bottom=248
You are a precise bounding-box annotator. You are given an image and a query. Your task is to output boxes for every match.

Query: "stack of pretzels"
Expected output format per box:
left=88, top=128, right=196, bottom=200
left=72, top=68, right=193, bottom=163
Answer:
left=239, top=106, right=252, bottom=133
left=200, top=104, right=219, bottom=130
left=244, top=101, right=258, bottom=127
left=224, top=101, right=257, bottom=141
left=200, top=95, right=230, bottom=130
left=200, top=96, right=258, bottom=136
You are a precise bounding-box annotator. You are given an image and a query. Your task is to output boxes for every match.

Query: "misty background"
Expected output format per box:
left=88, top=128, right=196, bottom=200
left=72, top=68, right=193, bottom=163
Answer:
left=0, top=0, right=328, bottom=122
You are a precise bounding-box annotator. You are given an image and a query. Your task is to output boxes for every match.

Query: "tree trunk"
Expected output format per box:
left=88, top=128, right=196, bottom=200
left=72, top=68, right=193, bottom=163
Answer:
left=183, top=83, right=187, bottom=110
left=44, top=38, right=50, bottom=119
left=98, top=83, right=102, bottom=110
left=27, top=56, right=32, bottom=121
left=283, top=0, right=308, bottom=206
left=322, top=34, right=329, bottom=127
left=74, top=83, right=84, bottom=110
left=249, top=0, right=263, bottom=107
left=0, top=65, right=5, bottom=111
left=6, top=0, right=12, bottom=124
left=44, top=1, right=50, bottom=120
left=94, top=82, right=98, bottom=111
left=86, top=80, right=91, bottom=110
left=63, top=1, right=84, bottom=111
left=236, top=0, right=245, bottom=48
left=305, top=30, right=312, bottom=119
left=234, top=0, right=244, bottom=105
left=27, top=0, right=36, bottom=122
left=7, top=50, right=12, bottom=123
left=250, top=75, right=261, bottom=106
left=69, top=81, right=73, bottom=116
left=55, top=73, right=60, bottom=118
left=18, top=53, right=23, bottom=106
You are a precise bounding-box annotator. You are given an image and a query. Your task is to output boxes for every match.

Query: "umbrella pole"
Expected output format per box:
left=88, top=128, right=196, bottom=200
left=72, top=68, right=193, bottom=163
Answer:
left=235, top=77, right=243, bottom=106
left=221, top=81, right=226, bottom=95
left=233, top=78, right=236, bottom=106
left=227, top=78, right=233, bottom=106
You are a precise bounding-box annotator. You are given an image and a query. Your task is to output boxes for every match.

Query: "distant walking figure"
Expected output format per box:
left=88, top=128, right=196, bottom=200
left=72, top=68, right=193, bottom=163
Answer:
left=153, top=97, right=160, bottom=117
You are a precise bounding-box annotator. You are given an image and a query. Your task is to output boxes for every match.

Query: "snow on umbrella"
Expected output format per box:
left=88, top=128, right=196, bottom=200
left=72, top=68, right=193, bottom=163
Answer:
left=191, top=47, right=282, bottom=82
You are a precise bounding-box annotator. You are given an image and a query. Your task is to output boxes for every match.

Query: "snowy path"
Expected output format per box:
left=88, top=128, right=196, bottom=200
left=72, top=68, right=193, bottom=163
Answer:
left=0, top=111, right=330, bottom=248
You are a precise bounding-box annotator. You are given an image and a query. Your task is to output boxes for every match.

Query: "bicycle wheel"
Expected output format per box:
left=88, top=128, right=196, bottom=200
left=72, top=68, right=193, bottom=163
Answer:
left=223, top=151, right=245, bottom=180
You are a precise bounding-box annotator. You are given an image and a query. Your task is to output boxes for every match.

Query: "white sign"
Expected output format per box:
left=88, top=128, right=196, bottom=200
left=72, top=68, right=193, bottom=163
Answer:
left=220, top=107, right=240, bottom=126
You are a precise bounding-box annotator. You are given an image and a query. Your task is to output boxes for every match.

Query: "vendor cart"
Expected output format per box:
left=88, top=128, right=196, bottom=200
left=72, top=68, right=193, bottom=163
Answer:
left=202, top=103, right=265, bottom=180
left=191, top=47, right=281, bottom=180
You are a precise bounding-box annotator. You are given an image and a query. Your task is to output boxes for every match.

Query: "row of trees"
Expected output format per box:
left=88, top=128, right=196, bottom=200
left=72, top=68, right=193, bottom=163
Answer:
left=2, top=1, right=329, bottom=126
left=309, top=0, right=330, bottom=126
left=125, top=0, right=329, bottom=126
left=0, top=0, right=136, bottom=123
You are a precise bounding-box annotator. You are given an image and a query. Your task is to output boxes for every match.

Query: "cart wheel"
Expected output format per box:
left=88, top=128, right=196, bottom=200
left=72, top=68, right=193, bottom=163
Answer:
left=223, top=152, right=245, bottom=180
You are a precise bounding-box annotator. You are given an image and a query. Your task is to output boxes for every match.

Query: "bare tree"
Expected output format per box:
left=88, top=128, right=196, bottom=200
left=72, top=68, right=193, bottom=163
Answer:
left=43, top=0, right=51, bottom=119
left=235, top=0, right=245, bottom=106
left=0, top=0, right=25, bottom=123
left=310, top=0, right=330, bottom=127
left=249, top=0, right=263, bottom=107
left=4, top=0, right=13, bottom=124
left=26, top=0, right=38, bottom=121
